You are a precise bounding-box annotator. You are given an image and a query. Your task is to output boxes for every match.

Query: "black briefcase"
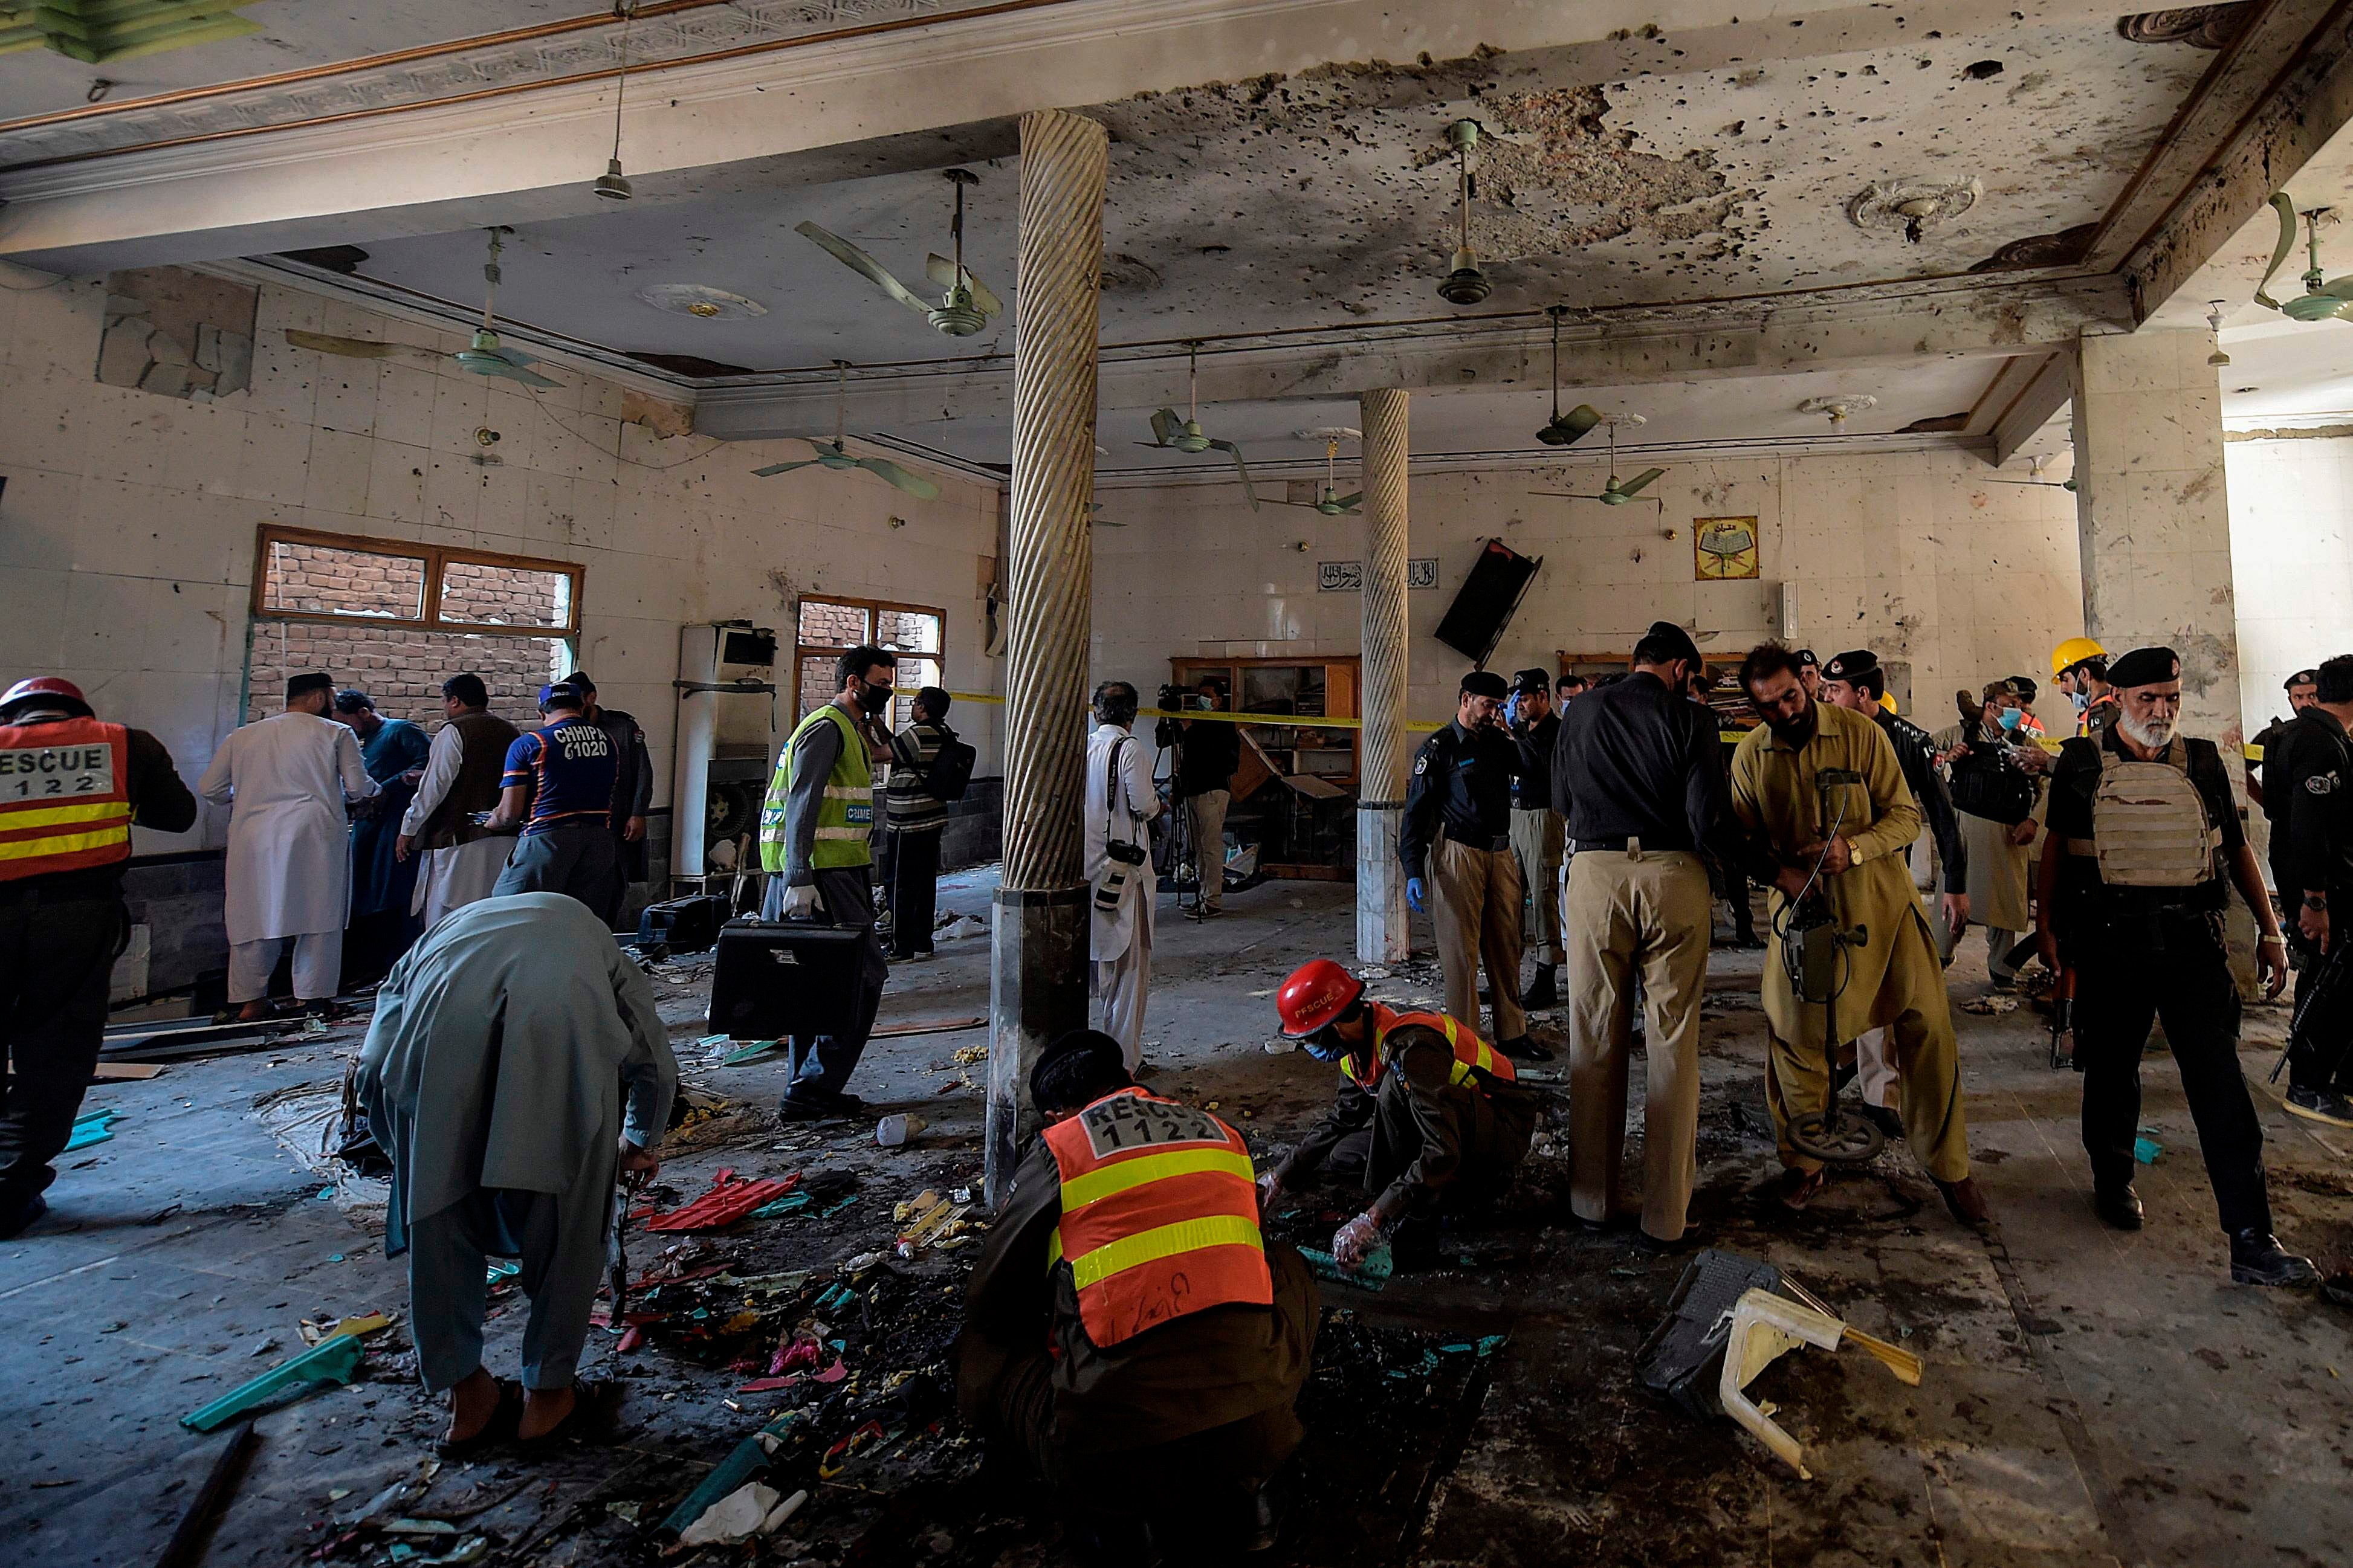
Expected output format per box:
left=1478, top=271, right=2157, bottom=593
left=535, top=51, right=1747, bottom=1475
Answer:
left=635, top=894, right=730, bottom=957
left=707, top=920, right=870, bottom=1041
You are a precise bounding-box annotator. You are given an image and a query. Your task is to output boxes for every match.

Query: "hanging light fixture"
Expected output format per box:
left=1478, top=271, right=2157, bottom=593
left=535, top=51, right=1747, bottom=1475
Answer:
left=2206, top=301, right=2231, bottom=367
left=1437, top=119, right=1490, bottom=306
left=593, top=4, right=636, bottom=201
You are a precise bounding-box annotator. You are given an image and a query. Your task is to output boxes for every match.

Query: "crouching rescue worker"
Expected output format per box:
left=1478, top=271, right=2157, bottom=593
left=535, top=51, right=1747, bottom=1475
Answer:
left=2034, top=647, right=2315, bottom=1285
left=357, top=893, right=679, bottom=1454
left=955, top=1030, right=1316, bottom=1561
left=0, top=677, right=197, bottom=1239
left=1261, top=958, right=1537, bottom=1267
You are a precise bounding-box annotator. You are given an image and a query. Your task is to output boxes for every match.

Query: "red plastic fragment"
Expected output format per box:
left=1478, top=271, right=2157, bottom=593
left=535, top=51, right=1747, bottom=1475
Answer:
left=644, top=1171, right=797, bottom=1232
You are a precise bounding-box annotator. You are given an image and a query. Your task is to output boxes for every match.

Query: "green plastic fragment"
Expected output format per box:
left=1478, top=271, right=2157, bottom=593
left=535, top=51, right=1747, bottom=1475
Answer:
left=181, top=1332, right=364, bottom=1431
left=64, top=1109, right=115, bottom=1151
left=1297, top=1244, right=1393, bottom=1290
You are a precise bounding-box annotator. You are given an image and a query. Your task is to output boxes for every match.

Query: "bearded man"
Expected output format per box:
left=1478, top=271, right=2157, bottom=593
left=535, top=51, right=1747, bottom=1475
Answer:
left=2034, top=647, right=2314, bottom=1286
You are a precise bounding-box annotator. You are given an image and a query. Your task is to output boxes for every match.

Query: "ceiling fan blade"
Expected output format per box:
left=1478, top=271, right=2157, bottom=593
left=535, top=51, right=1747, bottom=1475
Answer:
left=1528, top=491, right=1603, bottom=500
left=856, top=456, right=942, bottom=501
left=796, top=222, right=934, bottom=320
left=927, top=253, right=1006, bottom=317
left=474, top=356, right=562, bottom=390
left=751, top=459, right=823, bottom=478
left=284, top=329, right=404, bottom=360
left=1209, top=440, right=1258, bottom=511
left=1148, top=408, right=1182, bottom=447
left=1332, top=492, right=1364, bottom=510
left=1615, top=468, right=1666, bottom=497
left=2255, top=192, right=2300, bottom=312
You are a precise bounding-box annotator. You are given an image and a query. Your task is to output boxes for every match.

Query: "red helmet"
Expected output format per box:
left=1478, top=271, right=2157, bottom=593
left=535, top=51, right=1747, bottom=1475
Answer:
left=0, top=677, right=92, bottom=721
left=1277, top=958, right=1362, bottom=1037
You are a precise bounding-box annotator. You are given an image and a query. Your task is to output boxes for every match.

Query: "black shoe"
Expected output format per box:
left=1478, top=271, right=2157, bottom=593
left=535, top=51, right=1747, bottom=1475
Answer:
left=1733, top=926, right=1766, bottom=950
left=1240, top=1482, right=1283, bottom=1553
left=2229, top=1229, right=2320, bottom=1287
left=2286, top=1087, right=2353, bottom=1129
left=1519, top=964, right=1559, bottom=1011
left=1496, top=1034, right=1553, bottom=1063
left=2094, top=1184, right=2144, bottom=1231
left=0, top=1193, right=48, bottom=1241
left=779, top=1091, right=868, bottom=1123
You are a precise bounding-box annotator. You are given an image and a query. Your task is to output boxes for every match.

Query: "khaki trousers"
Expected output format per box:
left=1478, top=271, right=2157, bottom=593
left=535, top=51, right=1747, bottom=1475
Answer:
left=1188, top=789, right=1231, bottom=912
left=1428, top=836, right=1526, bottom=1042
left=1766, top=1007, right=1969, bottom=1181
left=1562, top=850, right=1711, bottom=1241
left=1509, top=807, right=1565, bottom=966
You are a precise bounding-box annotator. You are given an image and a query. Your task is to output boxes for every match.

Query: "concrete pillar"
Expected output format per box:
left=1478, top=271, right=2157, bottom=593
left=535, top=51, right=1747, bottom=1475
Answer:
left=1356, top=389, right=1411, bottom=964
left=2070, top=328, right=2257, bottom=993
left=985, top=109, right=1108, bottom=1208
left=2068, top=331, right=2241, bottom=740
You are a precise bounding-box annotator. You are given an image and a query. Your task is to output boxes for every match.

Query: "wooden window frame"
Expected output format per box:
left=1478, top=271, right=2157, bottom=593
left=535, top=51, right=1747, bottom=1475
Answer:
left=791, top=593, right=947, bottom=717
left=250, top=524, right=585, bottom=639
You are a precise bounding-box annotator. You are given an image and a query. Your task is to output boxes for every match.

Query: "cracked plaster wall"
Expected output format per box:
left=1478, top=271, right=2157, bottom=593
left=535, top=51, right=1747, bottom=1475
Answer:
left=0, top=275, right=1000, bottom=993
left=1091, top=447, right=2087, bottom=740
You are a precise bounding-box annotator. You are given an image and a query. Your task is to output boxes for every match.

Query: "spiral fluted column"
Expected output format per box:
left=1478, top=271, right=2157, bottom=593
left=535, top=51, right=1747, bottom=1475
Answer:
left=1357, top=389, right=1411, bottom=963
left=987, top=108, right=1108, bottom=1206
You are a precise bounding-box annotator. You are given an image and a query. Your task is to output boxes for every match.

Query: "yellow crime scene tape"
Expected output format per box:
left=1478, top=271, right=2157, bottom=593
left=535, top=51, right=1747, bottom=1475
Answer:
left=898, top=691, right=2265, bottom=757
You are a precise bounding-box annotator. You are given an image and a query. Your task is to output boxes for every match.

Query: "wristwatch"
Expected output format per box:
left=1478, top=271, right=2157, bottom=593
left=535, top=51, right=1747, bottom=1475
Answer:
left=2305, top=894, right=2329, bottom=911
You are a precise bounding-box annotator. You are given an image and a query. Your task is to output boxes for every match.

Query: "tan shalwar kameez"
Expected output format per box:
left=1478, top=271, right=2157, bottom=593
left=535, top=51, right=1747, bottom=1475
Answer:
left=1729, top=704, right=1971, bottom=1181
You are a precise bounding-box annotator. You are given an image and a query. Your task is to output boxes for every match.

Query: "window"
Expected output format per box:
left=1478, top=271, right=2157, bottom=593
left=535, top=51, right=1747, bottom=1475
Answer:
left=246, top=526, right=585, bottom=729
left=792, top=595, right=945, bottom=731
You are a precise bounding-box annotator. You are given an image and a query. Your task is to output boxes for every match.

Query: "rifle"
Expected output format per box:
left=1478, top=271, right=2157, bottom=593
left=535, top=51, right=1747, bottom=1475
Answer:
left=2270, top=935, right=2351, bottom=1085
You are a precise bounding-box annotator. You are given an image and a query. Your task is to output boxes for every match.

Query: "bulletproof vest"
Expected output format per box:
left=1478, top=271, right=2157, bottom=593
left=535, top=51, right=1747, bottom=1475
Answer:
left=2068, top=737, right=2218, bottom=889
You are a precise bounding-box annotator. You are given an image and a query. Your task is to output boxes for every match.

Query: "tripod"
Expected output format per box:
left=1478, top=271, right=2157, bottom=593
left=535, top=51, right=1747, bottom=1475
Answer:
left=1155, top=731, right=1204, bottom=919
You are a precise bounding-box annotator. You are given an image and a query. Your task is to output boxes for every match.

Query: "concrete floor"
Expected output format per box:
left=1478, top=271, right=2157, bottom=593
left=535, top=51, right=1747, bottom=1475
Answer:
left=4, top=868, right=2349, bottom=1566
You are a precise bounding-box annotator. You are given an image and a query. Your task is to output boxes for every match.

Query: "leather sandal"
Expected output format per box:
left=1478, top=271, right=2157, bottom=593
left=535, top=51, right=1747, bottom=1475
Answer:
left=1775, top=1167, right=1828, bottom=1213
left=514, top=1379, right=613, bottom=1448
left=435, top=1378, right=522, bottom=1459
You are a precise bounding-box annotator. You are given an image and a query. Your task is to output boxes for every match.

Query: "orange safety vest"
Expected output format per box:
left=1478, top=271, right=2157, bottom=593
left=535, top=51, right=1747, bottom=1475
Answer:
left=1042, top=1086, right=1272, bottom=1347
left=1339, top=1006, right=1518, bottom=1092
left=0, top=718, right=133, bottom=881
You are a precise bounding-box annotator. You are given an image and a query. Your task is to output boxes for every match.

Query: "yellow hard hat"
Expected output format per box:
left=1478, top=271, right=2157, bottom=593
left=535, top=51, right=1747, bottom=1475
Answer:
left=1879, top=692, right=1898, bottom=714
left=2051, top=636, right=2106, bottom=678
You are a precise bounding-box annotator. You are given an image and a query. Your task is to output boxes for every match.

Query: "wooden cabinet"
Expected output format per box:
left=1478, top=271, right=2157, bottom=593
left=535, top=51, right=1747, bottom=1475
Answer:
left=1171, top=656, right=1361, bottom=879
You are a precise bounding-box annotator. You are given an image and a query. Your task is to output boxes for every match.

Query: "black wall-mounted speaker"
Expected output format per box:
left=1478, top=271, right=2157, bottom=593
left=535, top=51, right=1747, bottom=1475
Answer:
left=1434, top=539, right=1543, bottom=666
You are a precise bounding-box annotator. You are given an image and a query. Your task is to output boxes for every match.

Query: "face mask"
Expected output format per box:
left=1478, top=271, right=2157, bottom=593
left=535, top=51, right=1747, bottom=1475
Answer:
left=1996, top=707, right=2022, bottom=732
left=858, top=681, right=893, bottom=714
left=2070, top=689, right=2089, bottom=716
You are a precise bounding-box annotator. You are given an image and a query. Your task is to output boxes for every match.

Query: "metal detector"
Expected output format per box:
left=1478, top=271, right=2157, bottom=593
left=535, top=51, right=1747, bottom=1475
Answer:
left=1781, top=767, right=1886, bottom=1165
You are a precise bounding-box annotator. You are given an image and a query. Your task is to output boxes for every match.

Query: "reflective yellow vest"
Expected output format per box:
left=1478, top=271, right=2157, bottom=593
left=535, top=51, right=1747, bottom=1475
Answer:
left=759, top=703, right=873, bottom=873
left=1340, top=1006, right=1516, bottom=1092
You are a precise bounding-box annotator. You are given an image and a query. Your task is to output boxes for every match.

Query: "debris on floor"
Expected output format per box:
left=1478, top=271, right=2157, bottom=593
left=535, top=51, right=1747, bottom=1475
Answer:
left=1716, top=1281, right=1923, bottom=1479
left=62, top=1107, right=117, bottom=1150
left=182, top=1331, right=367, bottom=1432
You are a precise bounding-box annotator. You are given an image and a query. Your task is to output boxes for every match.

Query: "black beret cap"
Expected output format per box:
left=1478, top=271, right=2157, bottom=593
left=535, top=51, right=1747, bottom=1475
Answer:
left=1510, top=668, right=1550, bottom=694
left=1794, top=648, right=1819, bottom=667
left=1460, top=670, right=1509, bottom=699
left=1822, top=649, right=1879, bottom=685
left=2105, top=647, right=2181, bottom=689
left=1029, top=1028, right=1126, bottom=1102
left=2287, top=668, right=2320, bottom=691
left=1645, top=620, right=1703, bottom=667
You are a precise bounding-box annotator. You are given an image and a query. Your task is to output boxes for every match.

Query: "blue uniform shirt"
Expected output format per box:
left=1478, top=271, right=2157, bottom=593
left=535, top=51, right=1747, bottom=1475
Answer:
left=502, top=719, right=617, bottom=836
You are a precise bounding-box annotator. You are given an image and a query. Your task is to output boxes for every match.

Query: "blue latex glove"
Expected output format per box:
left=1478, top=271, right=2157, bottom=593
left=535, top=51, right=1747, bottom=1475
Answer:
left=1406, top=877, right=1426, bottom=912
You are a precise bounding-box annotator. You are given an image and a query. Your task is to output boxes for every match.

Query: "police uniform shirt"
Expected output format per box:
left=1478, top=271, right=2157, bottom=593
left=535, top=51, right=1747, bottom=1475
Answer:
left=500, top=718, right=618, bottom=834
left=1399, top=720, right=1520, bottom=876
left=2273, top=706, right=2353, bottom=897
left=1547, top=669, right=1750, bottom=865
left=2047, top=724, right=2243, bottom=921
left=1876, top=708, right=1969, bottom=894
left=1512, top=711, right=1560, bottom=811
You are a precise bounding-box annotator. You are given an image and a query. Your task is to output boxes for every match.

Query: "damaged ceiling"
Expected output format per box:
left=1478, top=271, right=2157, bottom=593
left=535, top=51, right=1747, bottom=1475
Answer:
left=338, top=10, right=2228, bottom=371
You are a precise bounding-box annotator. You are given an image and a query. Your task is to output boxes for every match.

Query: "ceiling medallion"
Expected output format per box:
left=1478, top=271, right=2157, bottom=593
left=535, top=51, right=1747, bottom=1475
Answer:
left=635, top=284, right=768, bottom=320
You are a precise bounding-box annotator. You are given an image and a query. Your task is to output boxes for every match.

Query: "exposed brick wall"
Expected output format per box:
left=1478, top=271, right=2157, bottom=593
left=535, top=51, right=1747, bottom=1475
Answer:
left=249, top=541, right=572, bottom=728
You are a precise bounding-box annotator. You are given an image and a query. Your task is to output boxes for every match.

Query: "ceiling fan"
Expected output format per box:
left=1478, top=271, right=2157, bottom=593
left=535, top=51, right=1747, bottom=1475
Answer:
left=1535, top=305, right=1602, bottom=446
left=2255, top=193, right=2353, bottom=323
left=285, top=227, right=560, bottom=389
left=795, top=169, right=1005, bottom=338
left=1138, top=343, right=1258, bottom=510
left=751, top=362, right=940, bottom=499
left=1986, top=456, right=2077, bottom=491
left=1278, top=431, right=1362, bottom=514
left=1529, top=414, right=1663, bottom=506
